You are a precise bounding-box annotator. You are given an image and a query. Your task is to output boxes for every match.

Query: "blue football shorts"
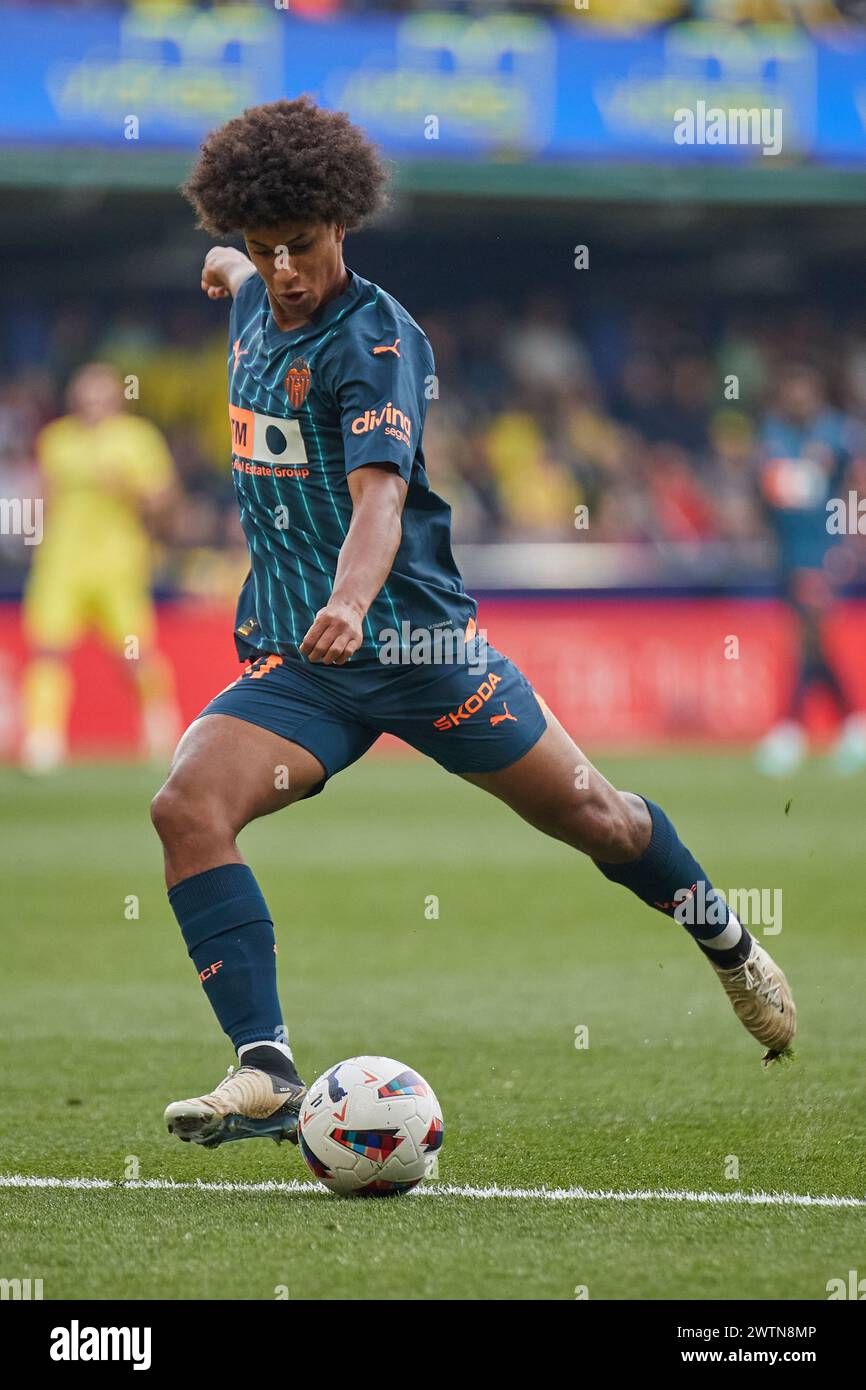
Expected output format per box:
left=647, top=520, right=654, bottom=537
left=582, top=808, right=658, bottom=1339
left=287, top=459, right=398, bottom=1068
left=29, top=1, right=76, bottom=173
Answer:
left=198, top=638, right=548, bottom=794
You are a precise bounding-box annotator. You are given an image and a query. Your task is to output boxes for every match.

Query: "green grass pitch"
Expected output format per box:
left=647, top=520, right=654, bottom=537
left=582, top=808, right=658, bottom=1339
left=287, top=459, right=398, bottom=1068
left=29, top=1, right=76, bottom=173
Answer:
left=0, top=751, right=862, bottom=1301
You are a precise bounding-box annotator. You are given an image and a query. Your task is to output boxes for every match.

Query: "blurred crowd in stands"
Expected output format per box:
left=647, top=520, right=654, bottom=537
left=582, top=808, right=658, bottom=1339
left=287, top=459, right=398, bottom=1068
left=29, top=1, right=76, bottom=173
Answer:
left=3, top=288, right=866, bottom=597
left=7, top=0, right=866, bottom=29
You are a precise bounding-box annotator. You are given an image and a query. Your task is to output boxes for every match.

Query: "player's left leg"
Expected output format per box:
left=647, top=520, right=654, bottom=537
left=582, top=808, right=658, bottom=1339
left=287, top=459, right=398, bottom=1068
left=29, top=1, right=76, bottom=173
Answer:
left=375, top=639, right=795, bottom=1062
left=21, top=559, right=86, bottom=772
left=21, top=648, right=75, bottom=773
left=461, top=704, right=795, bottom=1064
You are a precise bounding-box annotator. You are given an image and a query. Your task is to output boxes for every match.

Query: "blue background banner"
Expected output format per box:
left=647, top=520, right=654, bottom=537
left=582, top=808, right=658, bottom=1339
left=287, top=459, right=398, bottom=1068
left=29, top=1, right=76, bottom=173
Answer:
left=0, top=7, right=865, bottom=163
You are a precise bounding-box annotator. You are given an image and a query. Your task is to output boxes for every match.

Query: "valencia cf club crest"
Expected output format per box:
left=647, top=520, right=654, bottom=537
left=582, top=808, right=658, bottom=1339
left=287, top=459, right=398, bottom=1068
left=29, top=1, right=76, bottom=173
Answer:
left=285, top=357, right=311, bottom=410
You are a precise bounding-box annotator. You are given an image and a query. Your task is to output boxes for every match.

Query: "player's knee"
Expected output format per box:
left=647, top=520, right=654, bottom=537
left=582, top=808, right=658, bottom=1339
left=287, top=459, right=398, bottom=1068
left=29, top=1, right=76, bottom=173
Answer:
left=149, top=783, right=184, bottom=846
left=564, top=790, right=646, bottom=862
left=150, top=780, right=228, bottom=851
left=587, top=791, right=648, bottom=863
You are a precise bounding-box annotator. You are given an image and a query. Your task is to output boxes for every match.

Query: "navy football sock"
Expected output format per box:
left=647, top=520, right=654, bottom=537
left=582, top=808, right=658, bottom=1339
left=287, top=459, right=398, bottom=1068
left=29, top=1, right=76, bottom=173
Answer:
left=168, top=863, right=288, bottom=1052
left=239, top=1042, right=302, bottom=1086
left=594, top=798, right=753, bottom=967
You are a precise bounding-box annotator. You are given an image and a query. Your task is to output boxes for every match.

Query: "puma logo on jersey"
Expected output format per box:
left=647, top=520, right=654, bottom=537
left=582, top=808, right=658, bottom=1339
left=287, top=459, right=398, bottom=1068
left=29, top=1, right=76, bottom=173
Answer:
left=433, top=673, right=503, bottom=730
left=231, top=338, right=248, bottom=374
left=372, top=338, right=400, bottom=356
left=490, top=702, right=517, bottom=726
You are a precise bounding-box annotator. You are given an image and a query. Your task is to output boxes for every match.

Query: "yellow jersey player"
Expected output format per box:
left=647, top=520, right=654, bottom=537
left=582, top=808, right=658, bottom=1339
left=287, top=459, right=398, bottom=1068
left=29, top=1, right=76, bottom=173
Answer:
left=22, top=362, right=180, bottom=771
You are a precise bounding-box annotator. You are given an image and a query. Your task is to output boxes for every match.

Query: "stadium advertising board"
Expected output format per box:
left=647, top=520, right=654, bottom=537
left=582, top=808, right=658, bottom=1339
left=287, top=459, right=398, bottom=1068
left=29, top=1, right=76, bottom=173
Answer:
left=1, top=7, right=865, bottom=163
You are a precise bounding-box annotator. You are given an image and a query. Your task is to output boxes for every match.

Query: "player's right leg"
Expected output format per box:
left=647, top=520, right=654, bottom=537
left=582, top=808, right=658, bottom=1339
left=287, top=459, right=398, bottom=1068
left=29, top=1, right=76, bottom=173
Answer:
left=150, top=653, right=377, bottom=1148
left=151, top=711, right=325, bottom=1147
left=152, top=710, right=326, bottom=885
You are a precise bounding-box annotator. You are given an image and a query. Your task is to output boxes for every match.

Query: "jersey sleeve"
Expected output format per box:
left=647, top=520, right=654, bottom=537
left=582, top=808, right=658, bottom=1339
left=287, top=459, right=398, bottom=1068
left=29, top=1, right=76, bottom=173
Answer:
left=329, top=320, right=433, bottom=481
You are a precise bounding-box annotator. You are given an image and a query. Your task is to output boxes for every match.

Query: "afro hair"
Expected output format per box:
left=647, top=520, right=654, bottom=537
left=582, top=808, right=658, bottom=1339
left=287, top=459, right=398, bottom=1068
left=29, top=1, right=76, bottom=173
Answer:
left=181, top=96, right=390, bottom=236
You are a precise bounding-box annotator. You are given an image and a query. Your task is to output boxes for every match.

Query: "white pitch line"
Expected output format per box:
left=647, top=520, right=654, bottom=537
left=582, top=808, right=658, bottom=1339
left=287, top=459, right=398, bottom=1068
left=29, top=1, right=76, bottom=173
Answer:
left=1, top=1174, right=864, bottom=1209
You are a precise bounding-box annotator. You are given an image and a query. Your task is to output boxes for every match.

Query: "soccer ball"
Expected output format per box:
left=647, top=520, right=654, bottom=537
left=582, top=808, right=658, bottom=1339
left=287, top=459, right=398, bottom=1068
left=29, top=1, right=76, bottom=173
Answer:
left=297, top=1055, right=444, bottom=1197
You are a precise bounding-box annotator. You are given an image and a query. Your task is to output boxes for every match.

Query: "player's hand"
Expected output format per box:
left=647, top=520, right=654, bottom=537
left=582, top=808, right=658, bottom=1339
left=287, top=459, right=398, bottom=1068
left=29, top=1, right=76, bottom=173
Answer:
left=200, top=247, right=253, bottom=300
left=300, top=600, right=364, bottom=666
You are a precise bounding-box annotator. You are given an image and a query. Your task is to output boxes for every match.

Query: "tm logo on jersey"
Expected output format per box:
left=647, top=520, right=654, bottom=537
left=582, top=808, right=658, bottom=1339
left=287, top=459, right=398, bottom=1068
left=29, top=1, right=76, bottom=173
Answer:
left=229, top=403, right=310, bottom=474
left=350, top=402, right=412, bottom=449
left=433, top=673, right=503, bottom=730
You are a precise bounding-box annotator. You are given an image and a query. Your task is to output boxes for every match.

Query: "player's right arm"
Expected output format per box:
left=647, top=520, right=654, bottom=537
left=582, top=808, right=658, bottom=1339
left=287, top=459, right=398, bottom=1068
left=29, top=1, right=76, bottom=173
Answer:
left=201, top=247, right=257, bottom=301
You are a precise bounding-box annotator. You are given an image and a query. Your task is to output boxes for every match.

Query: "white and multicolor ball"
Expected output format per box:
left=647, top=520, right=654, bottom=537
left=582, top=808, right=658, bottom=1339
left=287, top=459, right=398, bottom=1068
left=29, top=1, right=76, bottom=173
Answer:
left=297, top=1055, right=444, bottom=1197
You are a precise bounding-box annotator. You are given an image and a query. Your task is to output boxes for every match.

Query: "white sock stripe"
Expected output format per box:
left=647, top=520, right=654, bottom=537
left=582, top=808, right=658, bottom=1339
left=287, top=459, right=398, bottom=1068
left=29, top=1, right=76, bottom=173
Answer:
left=238, top=1040, right=295, bottom=1063
left=697, top=911, right=743, bottom=952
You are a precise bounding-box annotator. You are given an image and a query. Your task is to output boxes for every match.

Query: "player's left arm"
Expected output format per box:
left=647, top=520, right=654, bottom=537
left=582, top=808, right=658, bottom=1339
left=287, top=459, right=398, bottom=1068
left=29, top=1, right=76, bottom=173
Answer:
left=300, top=464, right=407, bottom=665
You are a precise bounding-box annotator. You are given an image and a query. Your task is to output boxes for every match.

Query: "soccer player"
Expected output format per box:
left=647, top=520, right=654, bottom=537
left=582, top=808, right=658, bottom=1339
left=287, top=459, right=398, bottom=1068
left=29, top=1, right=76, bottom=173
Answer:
left=22, top=363, right=180, bottom=772
left=755, top=363, right=866, bottom=776
left=154, top=99, right=795, bottom=1150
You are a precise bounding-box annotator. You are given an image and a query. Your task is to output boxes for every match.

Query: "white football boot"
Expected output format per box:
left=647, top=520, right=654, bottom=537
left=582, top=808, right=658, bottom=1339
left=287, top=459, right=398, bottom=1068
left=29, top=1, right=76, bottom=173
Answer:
left=711, top=939, right=796, bottom=1065
left=164, top=1065, right=306, bottom=1148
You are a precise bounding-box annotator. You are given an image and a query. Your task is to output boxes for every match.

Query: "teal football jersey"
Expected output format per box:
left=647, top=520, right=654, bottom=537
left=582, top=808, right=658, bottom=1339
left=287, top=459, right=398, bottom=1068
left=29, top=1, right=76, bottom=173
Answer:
left=227, top=268, right=477, bottom=662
